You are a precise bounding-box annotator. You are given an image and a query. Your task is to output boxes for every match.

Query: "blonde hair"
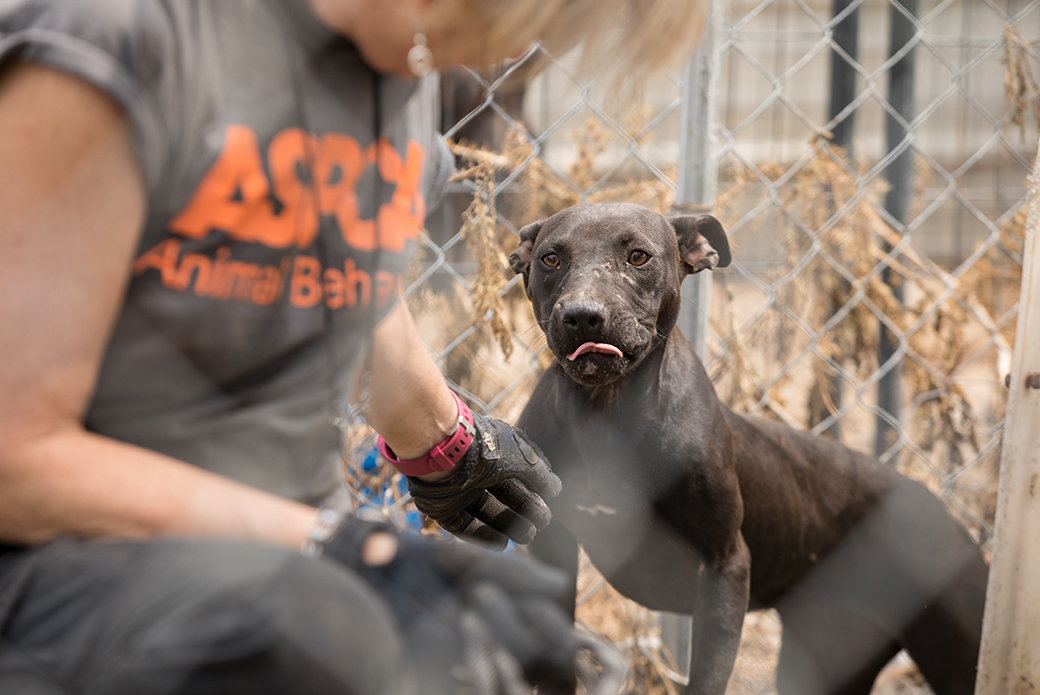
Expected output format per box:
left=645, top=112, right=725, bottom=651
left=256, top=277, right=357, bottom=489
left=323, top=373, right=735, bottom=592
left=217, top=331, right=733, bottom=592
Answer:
left=478, top=0, right=707, bottom=79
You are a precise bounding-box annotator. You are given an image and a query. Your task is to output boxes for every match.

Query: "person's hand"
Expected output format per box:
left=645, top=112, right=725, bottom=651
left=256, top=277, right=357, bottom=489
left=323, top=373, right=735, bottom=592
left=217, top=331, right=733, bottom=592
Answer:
left=312, top=513, right=577, bottom=694
left=406, top=413, right=562, bottom=550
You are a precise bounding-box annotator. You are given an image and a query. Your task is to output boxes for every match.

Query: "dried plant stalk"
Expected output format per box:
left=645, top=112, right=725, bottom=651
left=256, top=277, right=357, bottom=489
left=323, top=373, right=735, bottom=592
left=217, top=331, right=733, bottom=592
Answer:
left=1004, top=24, right=1040, bottom=138
left=452, top=140, right=515, bottom=359
left=710, top=136, right=1021, bottom=546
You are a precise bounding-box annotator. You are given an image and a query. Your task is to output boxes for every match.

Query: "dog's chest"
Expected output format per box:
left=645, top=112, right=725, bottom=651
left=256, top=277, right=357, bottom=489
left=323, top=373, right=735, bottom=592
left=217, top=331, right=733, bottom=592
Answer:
left=551, top=418, right=704, bottom=609
left=554, top=410, right=686, bottom=509
left=555, top=418, right=651, bottom=517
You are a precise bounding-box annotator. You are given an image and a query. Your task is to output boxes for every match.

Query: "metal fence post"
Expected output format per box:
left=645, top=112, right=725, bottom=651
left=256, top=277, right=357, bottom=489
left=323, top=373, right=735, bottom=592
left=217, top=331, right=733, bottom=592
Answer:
left=828, top=0, right=860, bottom=150
left=974, top=149, right=1040, bottom=694
left=661, top=0, right=724, bottom=683
left=674, top=0, right=723, bottom=357
left=813, top=0, right=862, bottom=440
left=876, top=0, right=920, bottom=458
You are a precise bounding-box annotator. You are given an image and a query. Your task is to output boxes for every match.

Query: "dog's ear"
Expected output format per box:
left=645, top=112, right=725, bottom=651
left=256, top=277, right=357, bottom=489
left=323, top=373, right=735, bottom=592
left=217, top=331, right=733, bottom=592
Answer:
left=508, top=219, right=546, bottom=284
left=670, top=214, right=731, bottom=274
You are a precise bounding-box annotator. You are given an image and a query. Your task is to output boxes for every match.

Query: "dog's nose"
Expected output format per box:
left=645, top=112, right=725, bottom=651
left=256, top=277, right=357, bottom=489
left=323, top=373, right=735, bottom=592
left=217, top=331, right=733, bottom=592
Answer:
left=560, top=302, right=608, bottom=336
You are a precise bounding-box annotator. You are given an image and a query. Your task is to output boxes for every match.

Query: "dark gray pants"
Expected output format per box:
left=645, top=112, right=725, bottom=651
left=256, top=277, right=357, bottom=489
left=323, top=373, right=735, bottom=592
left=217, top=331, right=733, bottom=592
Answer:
left=0, top=538, right=406, bottom=695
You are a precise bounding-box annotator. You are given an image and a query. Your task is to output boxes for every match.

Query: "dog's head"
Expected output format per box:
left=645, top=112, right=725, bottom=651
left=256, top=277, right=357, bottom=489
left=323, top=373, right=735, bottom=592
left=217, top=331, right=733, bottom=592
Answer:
left=509, top=202, right=730, bottom=387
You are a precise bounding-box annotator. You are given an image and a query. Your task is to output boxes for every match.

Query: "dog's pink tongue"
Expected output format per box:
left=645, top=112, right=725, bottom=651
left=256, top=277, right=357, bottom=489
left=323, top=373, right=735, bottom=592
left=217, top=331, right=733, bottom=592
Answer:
left=567, top=342, right=624, bottom=361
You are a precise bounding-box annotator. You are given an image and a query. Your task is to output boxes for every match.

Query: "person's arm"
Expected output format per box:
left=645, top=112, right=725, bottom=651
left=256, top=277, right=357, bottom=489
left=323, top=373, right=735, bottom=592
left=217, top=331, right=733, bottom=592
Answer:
left=359, top=300, right=459, bottom=480
left=0, top=63, right=314, bottom=550
left=359, top=273, right=561, bottom=549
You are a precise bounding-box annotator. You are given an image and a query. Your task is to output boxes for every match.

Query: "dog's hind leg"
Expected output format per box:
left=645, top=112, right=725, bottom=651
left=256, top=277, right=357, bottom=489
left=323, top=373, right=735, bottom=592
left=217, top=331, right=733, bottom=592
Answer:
left=878, top=481, right=988, bottom=695
left=897, top=544, right=987, bottom=695
left=775, top=605, right=901, bottom=695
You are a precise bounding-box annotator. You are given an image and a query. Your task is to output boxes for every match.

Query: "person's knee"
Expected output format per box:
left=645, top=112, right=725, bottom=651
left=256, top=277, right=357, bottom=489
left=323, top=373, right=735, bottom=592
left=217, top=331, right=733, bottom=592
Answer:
left=0, top=670, right=68, bottom=695
left=251, top=545, right=408, bottom=695
left=122, top=539, right=406, bottom=695
left=4, top=539, right=406, bottom=695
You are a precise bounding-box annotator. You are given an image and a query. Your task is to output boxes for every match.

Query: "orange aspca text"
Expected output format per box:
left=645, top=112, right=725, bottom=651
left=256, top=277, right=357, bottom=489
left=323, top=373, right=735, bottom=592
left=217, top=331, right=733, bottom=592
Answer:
left=132, top=239, right=290, bottom=305
left=133, top=239, right=402, bottom=310
left=168, top=125, right=425, bottom=252
left=288, top=256, right=401, bottom=309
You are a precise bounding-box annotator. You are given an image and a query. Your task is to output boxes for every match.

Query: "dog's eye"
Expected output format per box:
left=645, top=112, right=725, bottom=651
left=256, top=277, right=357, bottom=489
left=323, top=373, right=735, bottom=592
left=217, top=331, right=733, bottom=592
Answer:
left=542, top=253, right=560, bottom=268
left=629, top=250, right=650, bottom=266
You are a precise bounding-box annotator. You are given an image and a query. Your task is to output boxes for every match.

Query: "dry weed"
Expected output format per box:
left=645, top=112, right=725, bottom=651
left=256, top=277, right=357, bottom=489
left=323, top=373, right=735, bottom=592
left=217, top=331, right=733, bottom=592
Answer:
left=1004, top=24, right=1040, bottom=139
left=708, top=134, right=1022, bottom=549
left=451, top=141, right=515, bottom=359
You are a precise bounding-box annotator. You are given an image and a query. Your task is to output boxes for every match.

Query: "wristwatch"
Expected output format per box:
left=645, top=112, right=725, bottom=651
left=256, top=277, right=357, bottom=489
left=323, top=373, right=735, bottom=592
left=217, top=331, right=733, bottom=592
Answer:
left=377, top=391, right=476, bottom=477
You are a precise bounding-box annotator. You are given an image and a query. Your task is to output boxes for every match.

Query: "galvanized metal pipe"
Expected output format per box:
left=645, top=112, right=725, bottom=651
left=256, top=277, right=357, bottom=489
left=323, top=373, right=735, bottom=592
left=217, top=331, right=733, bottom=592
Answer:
left=876, top=0, right=919, bottom=459
left=816, top=0, right=861, bottom=440
left=674, top=0, right=724, bottom=358
left=828, top=0, right=860, bottom=150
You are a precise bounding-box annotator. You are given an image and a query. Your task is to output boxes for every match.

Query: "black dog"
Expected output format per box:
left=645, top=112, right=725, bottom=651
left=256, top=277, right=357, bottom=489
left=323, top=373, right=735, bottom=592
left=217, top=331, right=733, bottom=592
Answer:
left=508, top=203, right=988, bottom=695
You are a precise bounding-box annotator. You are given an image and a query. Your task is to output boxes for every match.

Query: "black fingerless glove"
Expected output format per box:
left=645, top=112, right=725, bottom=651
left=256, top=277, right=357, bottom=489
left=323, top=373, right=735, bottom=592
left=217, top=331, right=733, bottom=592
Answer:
left=312, top=513, right=577, bottom=694
left=406, top=412, right=562, bottom=550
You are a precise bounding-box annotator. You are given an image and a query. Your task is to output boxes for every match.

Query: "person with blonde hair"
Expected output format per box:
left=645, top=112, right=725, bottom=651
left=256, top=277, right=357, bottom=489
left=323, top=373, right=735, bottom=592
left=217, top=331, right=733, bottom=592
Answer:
left=0, top=0, right=704, bottom=692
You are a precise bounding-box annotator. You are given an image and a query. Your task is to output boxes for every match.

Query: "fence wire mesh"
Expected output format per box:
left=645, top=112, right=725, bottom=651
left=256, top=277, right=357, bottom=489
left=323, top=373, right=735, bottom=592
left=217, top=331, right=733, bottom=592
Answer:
left=348, top=0, right=1039, bottom=692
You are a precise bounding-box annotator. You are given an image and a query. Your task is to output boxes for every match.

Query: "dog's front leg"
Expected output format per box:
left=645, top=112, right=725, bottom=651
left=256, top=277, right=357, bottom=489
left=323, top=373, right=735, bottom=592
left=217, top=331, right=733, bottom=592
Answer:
left=686, top=532, right=751, bottom=695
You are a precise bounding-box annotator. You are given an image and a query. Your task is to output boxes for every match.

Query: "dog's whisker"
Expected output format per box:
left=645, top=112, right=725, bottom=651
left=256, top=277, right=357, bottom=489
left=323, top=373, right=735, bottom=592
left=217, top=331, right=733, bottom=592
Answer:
left=519, top=323, right=547, bottom=338
left=519, top=326, right=549, bottom=352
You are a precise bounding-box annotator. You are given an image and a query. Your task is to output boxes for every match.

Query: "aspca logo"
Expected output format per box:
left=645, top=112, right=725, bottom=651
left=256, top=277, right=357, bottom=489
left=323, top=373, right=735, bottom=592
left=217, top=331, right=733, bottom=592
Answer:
left=168, top=125, right=425, bottom=252
left=132, top=125, right=423, bottom=310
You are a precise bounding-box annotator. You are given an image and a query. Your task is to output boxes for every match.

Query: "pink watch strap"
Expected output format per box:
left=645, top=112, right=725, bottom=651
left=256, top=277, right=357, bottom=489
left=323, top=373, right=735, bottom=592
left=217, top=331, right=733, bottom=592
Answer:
left=377, top=391, right=476, bottom=477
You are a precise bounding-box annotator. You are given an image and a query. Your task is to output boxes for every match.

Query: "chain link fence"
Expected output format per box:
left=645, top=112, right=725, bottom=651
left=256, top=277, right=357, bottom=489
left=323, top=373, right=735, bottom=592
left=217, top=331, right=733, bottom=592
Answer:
left=347, top=0, right=1039, bottom=692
